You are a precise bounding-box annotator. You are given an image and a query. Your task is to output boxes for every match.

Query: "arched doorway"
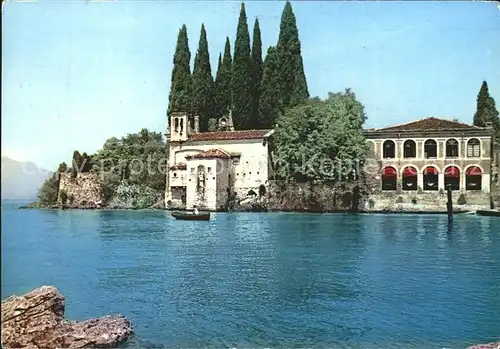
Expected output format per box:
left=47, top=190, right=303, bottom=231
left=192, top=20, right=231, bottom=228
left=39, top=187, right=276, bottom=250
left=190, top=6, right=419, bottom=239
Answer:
left=402, top=166, right=417, bottom=190
left=423, top=166, right=439, bottom=191
left=382, top=166, right=397, bottom=190
left=465, top=166, right=482, bottom=190
left=444, top=166, right=460, bottom=190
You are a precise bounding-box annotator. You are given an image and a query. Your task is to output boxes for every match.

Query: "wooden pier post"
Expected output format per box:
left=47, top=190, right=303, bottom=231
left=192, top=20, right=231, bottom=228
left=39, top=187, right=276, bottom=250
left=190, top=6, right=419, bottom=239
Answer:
left=446, top=185, right=453, bottom=230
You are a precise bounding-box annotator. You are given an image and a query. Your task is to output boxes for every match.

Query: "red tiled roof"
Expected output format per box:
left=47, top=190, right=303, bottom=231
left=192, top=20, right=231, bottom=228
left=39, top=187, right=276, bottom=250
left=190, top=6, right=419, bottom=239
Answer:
left=169, top=163, right=187, bottom=170
left=367, top=117, right=483, bottom=133
left=185, top=149, right=232, bottom=160
left=167, top=129, right=272, bottom=141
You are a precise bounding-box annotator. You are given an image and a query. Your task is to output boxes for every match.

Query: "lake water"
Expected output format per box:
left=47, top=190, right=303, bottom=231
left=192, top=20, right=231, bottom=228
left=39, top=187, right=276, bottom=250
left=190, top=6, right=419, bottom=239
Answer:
left=1, top=199, right=499, bottom=349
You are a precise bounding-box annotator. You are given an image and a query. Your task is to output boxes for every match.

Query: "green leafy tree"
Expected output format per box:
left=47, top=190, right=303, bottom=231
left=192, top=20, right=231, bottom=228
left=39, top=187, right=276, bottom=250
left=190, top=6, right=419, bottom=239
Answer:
left=258, top=46, right=282, bottom=128
left=251, top=18, right=263, bottom=128
left=214, top=37, right=232, bottom=119
left=37, top=173, right=60, bottom=206
left=91, top=129, right=166, bottom=201
left=168, top=24, right=192, bottom=115
left=473, top=80, right=500, bottom=144
left=231, top=2, right=253, bottom=130
left=276, top=1, right=309, bottom=109
left=272, top=89, right=367, bottom=182
left=191, top=23, right=214, bottom=132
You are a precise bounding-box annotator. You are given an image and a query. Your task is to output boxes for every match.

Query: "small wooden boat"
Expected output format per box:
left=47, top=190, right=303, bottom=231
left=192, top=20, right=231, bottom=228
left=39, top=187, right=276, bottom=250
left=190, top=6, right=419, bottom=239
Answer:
left=476, top=209, right=500, bottom=217
left=171, top=211, right=211, bottom=221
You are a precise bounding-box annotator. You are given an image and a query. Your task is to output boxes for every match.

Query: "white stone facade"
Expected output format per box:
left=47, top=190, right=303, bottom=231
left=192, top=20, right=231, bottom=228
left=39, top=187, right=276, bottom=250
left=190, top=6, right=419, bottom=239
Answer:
left=165, top=112, right=274, bottom=210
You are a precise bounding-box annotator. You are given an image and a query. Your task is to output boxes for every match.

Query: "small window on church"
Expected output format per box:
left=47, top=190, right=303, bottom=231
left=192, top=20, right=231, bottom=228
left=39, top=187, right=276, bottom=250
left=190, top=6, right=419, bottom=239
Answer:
left=173, top=173, right=177, bottom=177
left=207, top=167, right=212, bottom=174
left=191, top=168, right=195, bottom=173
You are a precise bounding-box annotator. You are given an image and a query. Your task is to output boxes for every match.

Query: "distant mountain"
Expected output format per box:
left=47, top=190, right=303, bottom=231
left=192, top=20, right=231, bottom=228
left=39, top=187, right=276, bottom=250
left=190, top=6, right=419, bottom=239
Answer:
left=1, top=156, right=52, bottom=200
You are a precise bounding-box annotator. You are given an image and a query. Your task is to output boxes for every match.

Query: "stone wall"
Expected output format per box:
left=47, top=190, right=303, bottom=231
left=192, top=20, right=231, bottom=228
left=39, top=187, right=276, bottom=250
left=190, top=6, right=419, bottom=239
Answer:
left=365, top=191, right=490, bottom=212
left=266, top=180, right=362, bottom=212
left=58, top=173, right=104, bottom=206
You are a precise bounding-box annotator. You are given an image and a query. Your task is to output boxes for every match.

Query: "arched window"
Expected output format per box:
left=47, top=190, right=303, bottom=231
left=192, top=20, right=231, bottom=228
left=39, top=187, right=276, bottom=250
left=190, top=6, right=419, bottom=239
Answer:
left=445, top=139, right=459, bottom=158
left=424, top=139, right=437, bottom=159
left=444, top=166, right=460, bottom=191
left=179, top=118, right=184, bottom=135
left=174, top=117, right=179, bottom=132
left=382, top=166, right=397, bottom=190
left=465, top=166, right=482, bottom=190
left=467, top=138, right=481, bottom=157
left=403, top=140, right=416, bottom=158
left=423, top=166, right=439, bottom=191
left=402, top=166, right=417, bottom=190
left=383, top=140, right=396, bottom=159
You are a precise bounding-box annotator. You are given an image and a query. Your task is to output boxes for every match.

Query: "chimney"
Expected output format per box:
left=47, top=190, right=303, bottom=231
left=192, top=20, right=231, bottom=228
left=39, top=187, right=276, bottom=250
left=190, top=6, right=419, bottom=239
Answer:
left=194, top=115, right=200, bottom=133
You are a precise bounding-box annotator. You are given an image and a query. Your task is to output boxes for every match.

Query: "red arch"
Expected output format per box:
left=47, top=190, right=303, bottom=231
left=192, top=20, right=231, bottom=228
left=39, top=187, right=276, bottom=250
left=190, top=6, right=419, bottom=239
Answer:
left=423, top=166, right=438, bottom=175
left=402, top=166, right=417, bottom=177
left=445, top=166, right=460, bottom=177
left=382, top=166, right=397, bottom=177
left=466, top=166, right=482, bottom=176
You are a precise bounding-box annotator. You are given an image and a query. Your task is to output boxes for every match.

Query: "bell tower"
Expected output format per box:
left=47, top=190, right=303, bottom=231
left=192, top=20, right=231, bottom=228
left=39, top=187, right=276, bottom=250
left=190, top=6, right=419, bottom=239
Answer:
left=169, top=112, right=189, bottom=141
left=218, top=109, right=235, bottom=131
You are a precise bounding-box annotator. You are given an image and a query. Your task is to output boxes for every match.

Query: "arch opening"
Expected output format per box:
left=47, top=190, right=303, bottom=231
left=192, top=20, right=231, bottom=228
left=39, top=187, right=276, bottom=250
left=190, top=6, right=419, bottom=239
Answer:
left=465, top=166, right=482, bottom=190
left=423, top=166, right=438, bottom=191
left=424, top=139, right=437, bottom=159
left=381, top=166, right=397, bottom=191
left=403, top=140, right=416, bottom=158
left=383, top=140, right=396, bottom=159
left=467, top=138, right=481, bottom=157
left=446, top=139, right=459, bottom=158
left=444, top=166, right=460, bottom=191
left=402, top=166, right=417, bottom=191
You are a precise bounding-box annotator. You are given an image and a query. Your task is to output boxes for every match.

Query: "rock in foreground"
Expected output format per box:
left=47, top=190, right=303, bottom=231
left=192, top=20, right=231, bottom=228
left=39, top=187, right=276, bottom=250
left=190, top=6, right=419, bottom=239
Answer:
left=1, top=286, right=133, bottom=349
left=467, top=343, right=500, bottom=349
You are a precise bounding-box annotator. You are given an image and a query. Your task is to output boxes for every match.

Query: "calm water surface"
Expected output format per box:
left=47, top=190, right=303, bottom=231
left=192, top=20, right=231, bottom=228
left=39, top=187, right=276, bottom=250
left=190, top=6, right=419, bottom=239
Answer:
left=2, top=200, right=499, bottom=349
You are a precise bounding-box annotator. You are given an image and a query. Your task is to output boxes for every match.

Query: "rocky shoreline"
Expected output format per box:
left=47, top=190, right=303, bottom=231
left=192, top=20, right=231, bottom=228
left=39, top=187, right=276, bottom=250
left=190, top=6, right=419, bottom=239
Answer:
left=1, top=286, right=133, bottom=349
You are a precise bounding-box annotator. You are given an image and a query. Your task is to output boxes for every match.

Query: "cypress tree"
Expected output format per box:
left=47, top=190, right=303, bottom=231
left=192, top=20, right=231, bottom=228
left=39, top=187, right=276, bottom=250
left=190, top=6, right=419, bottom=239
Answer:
left=258, top=46, right=282, bottom=129
left=231, top=2, right=253, bottom=130
left=191, top=23, right=214, bottom=132
left=214, top=53, right=223, bottom=118
left=251, top=18, right=263, bottom=129
left=473, top=81, right=500, bottom=143
left=276, top=1, right=309, bottom=109
left=214, top=37, right=232, bottom=119
left=168, top=25, right=192, bottom=115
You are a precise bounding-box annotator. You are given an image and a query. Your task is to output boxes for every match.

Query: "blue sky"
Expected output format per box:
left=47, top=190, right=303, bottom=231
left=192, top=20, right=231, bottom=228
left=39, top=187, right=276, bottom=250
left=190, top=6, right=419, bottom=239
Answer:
left=2, top=0, right=499, bottom=170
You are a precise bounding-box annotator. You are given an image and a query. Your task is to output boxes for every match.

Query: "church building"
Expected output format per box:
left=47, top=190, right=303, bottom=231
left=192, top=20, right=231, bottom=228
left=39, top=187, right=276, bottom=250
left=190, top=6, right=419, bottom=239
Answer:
left=165, top=112, right=274, bottom=211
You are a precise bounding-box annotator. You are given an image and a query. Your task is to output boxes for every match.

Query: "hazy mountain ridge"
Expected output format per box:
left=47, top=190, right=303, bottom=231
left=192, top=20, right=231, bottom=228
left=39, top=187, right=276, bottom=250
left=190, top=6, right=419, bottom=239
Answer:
left=1, top=156, right=52, bottom=199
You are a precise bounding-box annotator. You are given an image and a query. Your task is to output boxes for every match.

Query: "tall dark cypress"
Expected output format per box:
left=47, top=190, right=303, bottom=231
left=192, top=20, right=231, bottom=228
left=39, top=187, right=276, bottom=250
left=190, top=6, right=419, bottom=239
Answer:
left=168, top=25, right=191, bottom=115
left=214, top=53, right=223, bottom=118
left=214, top=37, right=232, bottom=119
left=276, top=1, right=309, bottom=109
left=473, top=80, right=500, bottom=143
left=251, top=18, right=263, bottom=129
left=231, top=2, right=253, bottom=130
left=191, top=23, right=214, bottom=132
left=258, top=46, right=282, bottom=129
